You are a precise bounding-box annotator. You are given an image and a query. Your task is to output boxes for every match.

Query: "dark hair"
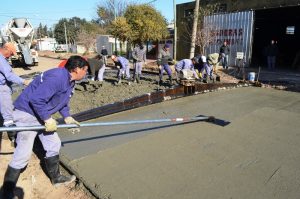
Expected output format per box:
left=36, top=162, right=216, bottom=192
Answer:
left=65, top=56, right=89, bottom=71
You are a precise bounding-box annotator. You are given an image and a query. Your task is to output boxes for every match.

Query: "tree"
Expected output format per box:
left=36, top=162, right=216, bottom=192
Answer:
left=179, top=3, right=219, bottom=55
left=95, top=0, right=133, bottom=28
left=54, top=17, right=85, bottom=44
left=108, top=17, right=131, bottom=53
left=190, top=0, right=200, bottom=58
left=124, top=4, right=169, bottom=43
left=37, top=23, right=48, bottom=38
left=77, top=22, right=106, bottom=54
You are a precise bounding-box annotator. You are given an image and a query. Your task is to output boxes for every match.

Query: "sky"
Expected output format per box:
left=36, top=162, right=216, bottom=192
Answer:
left=0, top=0, right=194, bottom=29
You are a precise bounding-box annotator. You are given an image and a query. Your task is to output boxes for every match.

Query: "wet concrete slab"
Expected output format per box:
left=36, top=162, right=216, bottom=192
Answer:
left=58, top=87, right=300, bottom=198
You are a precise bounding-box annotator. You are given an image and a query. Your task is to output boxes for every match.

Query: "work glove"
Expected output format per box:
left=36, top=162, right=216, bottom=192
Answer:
left=64, top=117, right=80, bottom=134
left=44, top=118, right=57, bottom=132
left=64, top=116, right=80, bottom=126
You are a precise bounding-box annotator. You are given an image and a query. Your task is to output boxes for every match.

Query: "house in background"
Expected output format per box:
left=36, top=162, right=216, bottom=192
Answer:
left=36, top=37, right=57, bottom=51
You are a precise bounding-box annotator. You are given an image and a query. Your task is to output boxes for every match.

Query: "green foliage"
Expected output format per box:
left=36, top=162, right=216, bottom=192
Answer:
left=124, top=4, right=169, bottom=42
left=108, top=17, right=131, bottom=42
left=54, top=17, right=91, bottom=44
left=37, top=23, right=48, bottom=38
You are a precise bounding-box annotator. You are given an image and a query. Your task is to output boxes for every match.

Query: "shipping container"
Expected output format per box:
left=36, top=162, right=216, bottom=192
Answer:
left=204, top=11, right=254, bottom=67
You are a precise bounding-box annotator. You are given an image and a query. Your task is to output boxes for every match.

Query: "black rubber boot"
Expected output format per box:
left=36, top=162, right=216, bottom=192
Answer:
left=136, top=74, right=140, bottom=83
left=45, top=155, right=76, bottom=187
left=168, top=76, right=173, bottom=85
left=1, top=166, right=21, bottom=199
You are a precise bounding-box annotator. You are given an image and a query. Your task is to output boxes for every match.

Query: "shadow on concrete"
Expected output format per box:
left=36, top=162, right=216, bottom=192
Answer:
left=61, top=117, right=230, bottom=145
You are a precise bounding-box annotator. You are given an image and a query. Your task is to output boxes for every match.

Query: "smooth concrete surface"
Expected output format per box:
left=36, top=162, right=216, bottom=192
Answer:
left=58, top=87, right=300, bottom=199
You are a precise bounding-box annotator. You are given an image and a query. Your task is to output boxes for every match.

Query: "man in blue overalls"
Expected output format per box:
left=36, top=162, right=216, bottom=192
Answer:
left=111, top=54, right=131, bottom=85
left=175, top=58, right=198, bottom=79
left=0, top=42, right=29, bottom=145
left=157, top=43, right=173, bottom=85
left=1, top=56, right=89, bottom=199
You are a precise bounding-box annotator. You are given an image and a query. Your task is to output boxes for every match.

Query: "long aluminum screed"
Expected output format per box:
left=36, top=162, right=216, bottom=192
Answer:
left=0, top=116, right=216, bottom=132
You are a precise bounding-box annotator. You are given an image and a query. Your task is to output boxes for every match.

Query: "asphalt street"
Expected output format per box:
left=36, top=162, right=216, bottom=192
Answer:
left=58, top=87, right=300, bottom=199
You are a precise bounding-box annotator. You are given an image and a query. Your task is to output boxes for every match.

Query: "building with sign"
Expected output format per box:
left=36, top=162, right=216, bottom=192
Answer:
left=176, top=0, right=300, bottom=68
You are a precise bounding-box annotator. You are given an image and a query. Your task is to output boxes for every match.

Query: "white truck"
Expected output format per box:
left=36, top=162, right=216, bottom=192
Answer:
left=0, top=18, right=38, bottom=66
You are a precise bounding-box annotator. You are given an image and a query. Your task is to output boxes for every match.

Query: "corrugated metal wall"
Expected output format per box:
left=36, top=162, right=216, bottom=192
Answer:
left=204, top=11, right=254, bottom=67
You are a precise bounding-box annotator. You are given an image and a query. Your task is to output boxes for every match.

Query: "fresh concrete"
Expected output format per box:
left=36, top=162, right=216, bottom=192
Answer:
left=59, top=87, right=300, bottom=199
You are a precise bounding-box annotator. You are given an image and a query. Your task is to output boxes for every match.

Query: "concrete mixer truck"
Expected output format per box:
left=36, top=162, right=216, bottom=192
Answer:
left=0, top=18, right=38, bottom=67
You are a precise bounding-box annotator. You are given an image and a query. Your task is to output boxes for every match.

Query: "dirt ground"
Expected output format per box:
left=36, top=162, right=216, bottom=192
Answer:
left=0, top=137, right=91, bottom=199
left=2, top=55, right=297, bottom=199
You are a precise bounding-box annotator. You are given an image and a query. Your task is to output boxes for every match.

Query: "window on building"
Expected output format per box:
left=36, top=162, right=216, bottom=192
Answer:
left=286, top=26, right=295, bottom=35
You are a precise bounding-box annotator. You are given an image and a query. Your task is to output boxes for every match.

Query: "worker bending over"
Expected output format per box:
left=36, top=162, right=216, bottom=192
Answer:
left=87, top=54, right=105, bottom=85
left=197, top=55, right=214, bottom=82
left=175, top=58, right=198, bottom=79
left=1, top=56, right=89, bottom=199
left=111, top=54, right=131, bottom=85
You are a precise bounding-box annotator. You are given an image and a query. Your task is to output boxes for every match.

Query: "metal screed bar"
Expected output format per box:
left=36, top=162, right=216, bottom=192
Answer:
left=0, top=116, right=215, bottom=132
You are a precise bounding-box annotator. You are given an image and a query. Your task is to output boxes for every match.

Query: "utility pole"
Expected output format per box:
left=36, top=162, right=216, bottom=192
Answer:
left=189, top=0, right=200, bottom=58
left=173, top=0, right=177, bottom=61
left=38, top=26, right=42, bottom=51
left=109, top=0, right=117, bottom=55
left=64, top=22, right=68, bottom=53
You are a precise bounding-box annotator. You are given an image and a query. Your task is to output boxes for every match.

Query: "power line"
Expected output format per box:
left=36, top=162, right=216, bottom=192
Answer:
left=145, top=0, right=158, bottom=4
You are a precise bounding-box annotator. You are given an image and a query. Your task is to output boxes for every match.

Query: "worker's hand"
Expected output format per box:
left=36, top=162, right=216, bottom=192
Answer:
left=64, top=116, right=80, bottom=126
left=44, top=118, right=57, bottom=132
left=158, top=65, right=162, bottom=70
left=23, top=79, right=31, bottom=86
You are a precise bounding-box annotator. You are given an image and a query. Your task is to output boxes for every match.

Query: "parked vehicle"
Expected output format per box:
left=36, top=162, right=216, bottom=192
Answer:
left=0, top=18, right=38, bottom=67
left=54, top=45, right=67, bottom=53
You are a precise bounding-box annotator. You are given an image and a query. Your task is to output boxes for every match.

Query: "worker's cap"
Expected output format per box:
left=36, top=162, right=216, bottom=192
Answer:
left=164, top=43, right=170, bottom=48
left=3, top=42, right=17, bottom=56
left=201, top=55, right=207, bottom=63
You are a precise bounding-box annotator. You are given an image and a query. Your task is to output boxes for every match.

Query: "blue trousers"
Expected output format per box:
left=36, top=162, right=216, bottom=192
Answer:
left=0, top=84, right=14, bottom=126
left=267, top=56, right=276, bottom=69
left=97, top=65, right=106, bottom=81
left=221, top=53, right=229, bottom=69
left=134, top=62, right=143, bottom=75
left=118, top=65, right=130, bottom=79
left=159, top=64, right=172, bottom=80
left=9, top=109, right=61, bottom=169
